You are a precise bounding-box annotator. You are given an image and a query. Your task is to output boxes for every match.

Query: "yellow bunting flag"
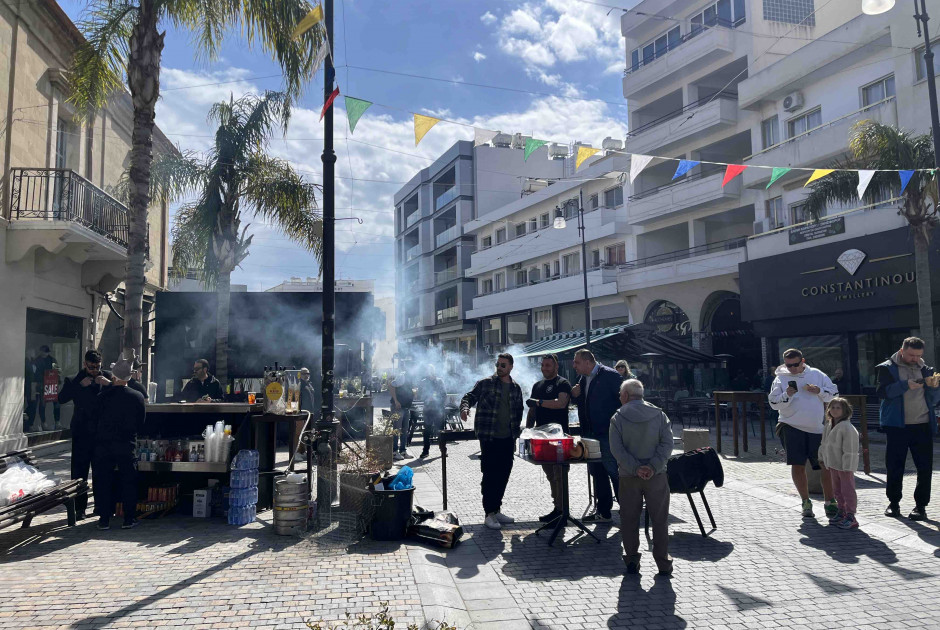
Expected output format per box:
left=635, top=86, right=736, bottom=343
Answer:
left=576, top=146, right=601, bottom=170
left=414, top=114, right=441, bottom=146
left=804, top=169, right=834, bottom=186
left=292, top=5, right=323, bottom=40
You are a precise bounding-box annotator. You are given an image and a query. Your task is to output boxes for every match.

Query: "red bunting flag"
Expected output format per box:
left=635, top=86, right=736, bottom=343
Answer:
left=320, top=87, right=340, bottom=121
left=721, top=164, right=747, bottom=187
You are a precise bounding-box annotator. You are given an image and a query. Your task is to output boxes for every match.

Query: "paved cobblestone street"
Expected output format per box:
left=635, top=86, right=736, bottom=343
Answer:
left=2, top=419, right=939, bottom=629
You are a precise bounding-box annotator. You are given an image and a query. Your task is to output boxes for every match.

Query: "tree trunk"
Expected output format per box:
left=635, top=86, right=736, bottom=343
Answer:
left=215, top=270, right=232, bottom=387
left=123, top=0, right=163, bottom=359
left=913, top=229, right=937, bottom=364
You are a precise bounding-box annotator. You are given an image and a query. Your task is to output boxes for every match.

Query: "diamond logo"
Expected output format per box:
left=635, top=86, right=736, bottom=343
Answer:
left=837, top=249, right=866, bottom=275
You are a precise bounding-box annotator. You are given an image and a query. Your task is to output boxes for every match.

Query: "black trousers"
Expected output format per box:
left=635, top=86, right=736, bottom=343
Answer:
left=422, top=412, right=443, bottom=453
left=479, top=437, right=514, bottom=515
left=885, top=424, right=933, bottom=508
left=71, top=434, right=95, bottom=515
left=92, top=442, right=138, bottom=522
left=588, top=460, right=619, bottom=516
left=36, top=397, right=61, bottom=427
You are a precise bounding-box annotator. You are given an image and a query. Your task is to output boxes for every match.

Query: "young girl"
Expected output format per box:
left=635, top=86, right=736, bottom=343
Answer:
left=818, top=397, right=861, bottom=529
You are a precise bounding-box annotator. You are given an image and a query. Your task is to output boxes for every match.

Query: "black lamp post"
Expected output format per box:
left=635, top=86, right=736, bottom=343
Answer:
left=862, top=0, right=940, bottom=170
left=553, top=188, right=592, bottom=349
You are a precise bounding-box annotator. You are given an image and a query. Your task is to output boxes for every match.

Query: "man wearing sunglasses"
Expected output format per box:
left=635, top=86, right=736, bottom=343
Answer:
left=460, top=353, right=524, bottom=530
left=768, top=348, right=838, bottom=519
left=181, top=359, right=224, bottom=402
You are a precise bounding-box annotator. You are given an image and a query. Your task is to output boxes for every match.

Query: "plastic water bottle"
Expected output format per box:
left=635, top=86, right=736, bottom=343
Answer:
left=555, top=442, right=563, bottom=463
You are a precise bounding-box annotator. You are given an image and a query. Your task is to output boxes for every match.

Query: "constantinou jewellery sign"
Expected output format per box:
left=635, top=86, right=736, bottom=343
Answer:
left=800, top=248, right=914, bottom=300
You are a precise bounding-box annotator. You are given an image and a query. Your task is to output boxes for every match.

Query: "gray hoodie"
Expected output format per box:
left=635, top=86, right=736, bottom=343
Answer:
left=608, top=400, right=674, bottom=477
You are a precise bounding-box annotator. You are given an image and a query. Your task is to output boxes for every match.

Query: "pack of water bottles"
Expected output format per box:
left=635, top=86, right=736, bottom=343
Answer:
left=227, top=450, right=259, bottom=525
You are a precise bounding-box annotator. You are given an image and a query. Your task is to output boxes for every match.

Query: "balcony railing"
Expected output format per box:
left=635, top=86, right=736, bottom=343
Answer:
left=11, top=168, right=130, bottom=248
left=436, top=306, right=459, bottom=324
left=629, top=165, right=725, bottom=201
left=476, top=266, right=617, bottom=297
left=434, top=267, right=459, bottom=284
left=628, top=91, right=737, bottom=137
left=435, top=224, right=460, bottom=248
left=624, top=19, right=745, bottom=76
left=406, top=243, right=421, bottom=261
left=434, top=186, right=459, bottom=211
left=405, top=211, right=421, bottom=228
left=618, top=237, right=747, bottom=270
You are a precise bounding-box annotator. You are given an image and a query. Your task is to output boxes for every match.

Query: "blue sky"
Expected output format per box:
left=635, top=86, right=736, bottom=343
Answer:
left=64, top=0, right=636, bottom=296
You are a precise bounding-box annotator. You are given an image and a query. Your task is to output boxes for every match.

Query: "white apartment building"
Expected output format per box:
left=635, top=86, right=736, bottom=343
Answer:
left=393, top=139, right=564, bottom=357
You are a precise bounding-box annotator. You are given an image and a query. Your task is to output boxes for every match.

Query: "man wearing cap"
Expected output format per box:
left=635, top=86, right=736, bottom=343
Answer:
left=92, top=358, right=147, bottom=530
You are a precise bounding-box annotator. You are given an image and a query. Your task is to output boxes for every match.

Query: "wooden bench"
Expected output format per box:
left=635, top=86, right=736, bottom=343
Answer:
left=0, top=450, right=86, bottom=531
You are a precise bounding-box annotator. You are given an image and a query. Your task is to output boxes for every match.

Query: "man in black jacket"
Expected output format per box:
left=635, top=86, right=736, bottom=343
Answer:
left=58, top=350, right=111, bottom=519
left=92, top=358, right=147, bottom=530
left=181, top=359, right=224, bottom=402
left=571, top=349, right=622, bottom=522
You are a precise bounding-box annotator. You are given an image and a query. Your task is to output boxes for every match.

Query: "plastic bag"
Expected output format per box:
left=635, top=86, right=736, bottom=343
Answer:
left=0, top=462, right=55, bottom=506
left=389, top=465, right=413, bottom=490
left=520, top=423, right=565, bottom=439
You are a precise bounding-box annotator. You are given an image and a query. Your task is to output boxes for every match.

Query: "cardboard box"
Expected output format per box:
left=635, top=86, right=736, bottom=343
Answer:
left=193, top=488, right=212, bottom=518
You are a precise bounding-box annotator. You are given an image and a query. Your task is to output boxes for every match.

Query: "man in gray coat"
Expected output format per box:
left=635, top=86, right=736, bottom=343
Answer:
left=609, top=378, right=674, bottom=576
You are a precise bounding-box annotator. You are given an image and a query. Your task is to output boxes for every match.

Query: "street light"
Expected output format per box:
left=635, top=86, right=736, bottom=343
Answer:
left=862, top=0, right=940, bottom=171
left=553, top=190, right=592, bottom=349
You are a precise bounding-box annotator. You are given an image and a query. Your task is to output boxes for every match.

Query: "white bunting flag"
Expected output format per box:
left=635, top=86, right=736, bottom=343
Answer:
left=474, top=128, right=498, bottom=147
left=857, top=170, right=876, bottom=201
left=629, top=154, right=654, bottom=184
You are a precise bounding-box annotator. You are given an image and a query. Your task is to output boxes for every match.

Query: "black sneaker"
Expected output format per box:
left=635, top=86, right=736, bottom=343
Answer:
left=538, top=510, right=561, bottom=523
left=121, top=519, right=139, bottom=530
left=623, top=557, right=640, bottom=574
left=97, top=518, right=110, bottom=531
left=908, top=506, right=927, bottom=521
left=75, top=511, right=86, bottom=521
left=884, top=503, right=901, bottom=518
left=419, top=450, right=430, bottom=458
left=583, top=512, right=612, bottom=523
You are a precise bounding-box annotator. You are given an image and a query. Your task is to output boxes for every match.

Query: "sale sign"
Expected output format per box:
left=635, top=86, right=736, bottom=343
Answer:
left=43, top=369, right=59, bottom=402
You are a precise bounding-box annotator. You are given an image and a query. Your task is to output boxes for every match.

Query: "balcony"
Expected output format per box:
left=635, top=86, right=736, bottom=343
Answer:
left=435, top=306, right=459, bottom=325
left=405, top=243, right=422, bottom=261
left=434, top=267, right=459, bottom=284
left=435, top=224, right=460, bottom=248
left=6, top=168, right=133, bottom=263
left=627, top=170, right=741, bottom=225
left=622, top=23, right=739, bottom=100
left=404, top=315, right=422, bottom=330
left=617, top=238, right=747, bottom=292
left=434, top=186, right=459, bottom=211
left=468, top=267, right=618, bottom=319
left=741, top=97, right=897, bottom=189
left=405, top=211, right=421, bottom=229
left=626, top=93, right=738, bottom=156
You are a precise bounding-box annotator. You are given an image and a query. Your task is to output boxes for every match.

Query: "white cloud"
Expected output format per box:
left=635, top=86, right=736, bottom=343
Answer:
left=499, top=37, right=555, bottom=67
left=480, top=11, right=497, bottom=25
left=473, top=52, right=487, bottom=62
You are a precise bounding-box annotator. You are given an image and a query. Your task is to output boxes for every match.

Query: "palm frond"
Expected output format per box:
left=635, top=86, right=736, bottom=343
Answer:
left=150, top=151, right=209, bottom=202
left=68, top=2, right=138, bottom=119
left=171, top=200, right=218, bottom=288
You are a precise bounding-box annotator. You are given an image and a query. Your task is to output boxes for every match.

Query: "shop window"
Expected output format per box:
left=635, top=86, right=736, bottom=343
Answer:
left=856, top=331, right=912, bottom=394
left=25, top=308, right=83, bottom=433
left=534, top=308, right=553, bottom=339
left=776, top=335, right=844, bottom=381
left=483, top=317, right=502, bottom=345
left=506, top=312, right=529, bottom=345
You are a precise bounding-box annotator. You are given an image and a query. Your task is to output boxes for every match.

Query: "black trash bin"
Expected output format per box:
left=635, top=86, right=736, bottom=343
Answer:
left=370, top=487, right=415, bottom=541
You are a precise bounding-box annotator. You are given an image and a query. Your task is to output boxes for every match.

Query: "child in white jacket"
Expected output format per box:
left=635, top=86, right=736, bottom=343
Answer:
left=818, top=397, right=860, bottom=529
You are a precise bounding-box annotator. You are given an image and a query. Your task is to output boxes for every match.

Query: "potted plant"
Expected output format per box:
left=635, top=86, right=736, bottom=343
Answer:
left=337, top=448, right=383, bottom=515
left=365, top=416, right=398, bottom=470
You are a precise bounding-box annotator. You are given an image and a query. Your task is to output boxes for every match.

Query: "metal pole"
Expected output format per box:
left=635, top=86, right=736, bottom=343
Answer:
left=318, top=0, right=337, bottom=513
left=916, top=0, right=940, bottom=170
left=579, top=188, right=591, bottom=349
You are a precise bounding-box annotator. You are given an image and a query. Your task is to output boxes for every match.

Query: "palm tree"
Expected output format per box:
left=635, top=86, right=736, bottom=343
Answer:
left=802, top=120, right=939, bottom=361
left=68, top=0, right=324, bottom=362
left=153, top=90, right=322, bottom=384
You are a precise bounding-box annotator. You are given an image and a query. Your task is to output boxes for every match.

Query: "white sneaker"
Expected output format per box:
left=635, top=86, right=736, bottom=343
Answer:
left=494, top=512, right=515, bottom=524
left=393, top=453, right=405, bottom=461
left=484, top=513, right=502, bottom=530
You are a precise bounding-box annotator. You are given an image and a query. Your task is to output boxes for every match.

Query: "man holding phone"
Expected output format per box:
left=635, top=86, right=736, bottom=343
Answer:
left=877, top=337, right=940, bottom=521
left=768, top=348, right=838, bottom=519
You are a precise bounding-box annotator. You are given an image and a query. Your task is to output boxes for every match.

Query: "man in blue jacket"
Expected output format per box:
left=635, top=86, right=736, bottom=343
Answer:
left=571, top=349, right=622, bottom=522
left=877, top=337, right=940, bottom=521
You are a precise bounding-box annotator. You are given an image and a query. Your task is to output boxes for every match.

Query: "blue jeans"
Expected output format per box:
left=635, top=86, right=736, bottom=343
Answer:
left=395, top=407, right=411, bottom=452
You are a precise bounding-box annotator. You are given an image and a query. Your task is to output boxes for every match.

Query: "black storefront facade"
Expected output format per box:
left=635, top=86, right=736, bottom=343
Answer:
left=740, top=226, right=940, bottom=398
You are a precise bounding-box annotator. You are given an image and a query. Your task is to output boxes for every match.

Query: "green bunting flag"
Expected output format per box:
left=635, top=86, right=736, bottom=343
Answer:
left=344, top=96, right=372, bottom=134
left=524, top=138, right=548, bottom=161
left=766, top=167, right=792, bottom=189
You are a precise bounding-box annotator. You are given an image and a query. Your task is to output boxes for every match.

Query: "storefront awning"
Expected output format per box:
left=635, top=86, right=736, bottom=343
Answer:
left=519, top=323, right=716, bottom=364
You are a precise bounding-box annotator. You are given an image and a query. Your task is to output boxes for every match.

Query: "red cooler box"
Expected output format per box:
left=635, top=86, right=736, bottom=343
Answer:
left=530, top=437, right=573, bottom=462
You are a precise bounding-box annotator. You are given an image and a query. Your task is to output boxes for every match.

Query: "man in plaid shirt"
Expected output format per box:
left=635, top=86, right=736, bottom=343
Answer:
left=460, top=353, right=524, bottom=529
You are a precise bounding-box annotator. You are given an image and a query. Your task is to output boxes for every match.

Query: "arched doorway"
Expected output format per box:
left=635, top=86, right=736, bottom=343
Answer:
left=703, top=292, right=761, bottom=389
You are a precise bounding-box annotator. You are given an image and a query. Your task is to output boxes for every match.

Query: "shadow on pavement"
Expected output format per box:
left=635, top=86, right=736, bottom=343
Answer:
left=717, top=585, right=773, bottom=611
left=607, top=575, right=686, bottom=629
left=803, top=571, right=861, bottom=594
left=667, top=531, right=734, bottom=561
left=797, top=519, right=899, bottom=565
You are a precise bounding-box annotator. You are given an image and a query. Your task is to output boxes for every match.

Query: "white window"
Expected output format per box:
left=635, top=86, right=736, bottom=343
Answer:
left=540, top=213, right=550, bottom=229
left=605, top=243, right=626, bottom=265
left=563, top=198, right=578, bottom=219
left=534, top=308, right=553, bottom=339
left=515, top=269, right=527, bottom=286
left=528, top=218, right=538, bottom=232
left=480, top=235, right=492, bottom=249
left=589, top=194, right=599, bottom=210
left=787, top=108, right=822, bottom=138
left=630, top=26, right=680, bottom=70
left=861, top=75, right=895, bottom=107
left=553, top=260, right=561, bottom=277
left=915, top=42, right=940, bottom=81
left=481, top=278, right=493, bottom=294
left=761, top=116, right=779, bottom=149
left=496, top=227, right=506, bottom=244
left=690, top=0, right=740, bottom=32
left=590, top=249, right=601, bottom=269
left=494, top=272, right=504, bottom=291
left=789, top=202, right=809, bottom=224
left=515, top=223, right=526, bottom=238
left=529, top=266, right=540, bottom=283
left=542, top=263, right=551, bottom=279
left=562, top=252, right=580, bottom=276
left=766, top=196, right=785, bottom=228
left=604, top=187, right=624, bottom=208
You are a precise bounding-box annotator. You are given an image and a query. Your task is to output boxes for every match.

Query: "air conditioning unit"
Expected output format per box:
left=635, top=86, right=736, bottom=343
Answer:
left=512, top=263, right=523, bottom=270
left=549, top=143, right=568, bottom=159
left=492, top=132, right=512, bottom=147
left=782, top=91, right=804, bottom=112
left=602, top=137, right=624, bottom=151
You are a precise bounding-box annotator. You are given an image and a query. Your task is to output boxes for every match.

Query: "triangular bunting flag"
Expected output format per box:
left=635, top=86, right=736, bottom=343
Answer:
left=576, top=146, right=601, bottom=170
left=721, top=164, right=747, bottom=187
left=344, top=96, right=371, bottom=133
left=524, top=138, right=548, bottom=161
left=630, top=154, right=654, bottom=184
left=899, top=170, right=915, bottom=194
left=856, top=170, right=876, bottom=200
left=312, top=38, right=330, bottom=73
left=320, top=86, right=340, bottom=121
left=473, top=128, right=498, bottom=147
left=766, top=167, right=792, bottom=188
left=292, top=5, right=323, bottom=40
left=414, top=114, right=440, bottom=146
left=672, top=160, right=699, bottom=180
left=804, top=169, right=834, bottom=186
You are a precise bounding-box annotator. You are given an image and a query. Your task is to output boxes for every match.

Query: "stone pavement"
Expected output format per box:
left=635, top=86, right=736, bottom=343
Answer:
left=2, top=420, right=939, bottom=629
